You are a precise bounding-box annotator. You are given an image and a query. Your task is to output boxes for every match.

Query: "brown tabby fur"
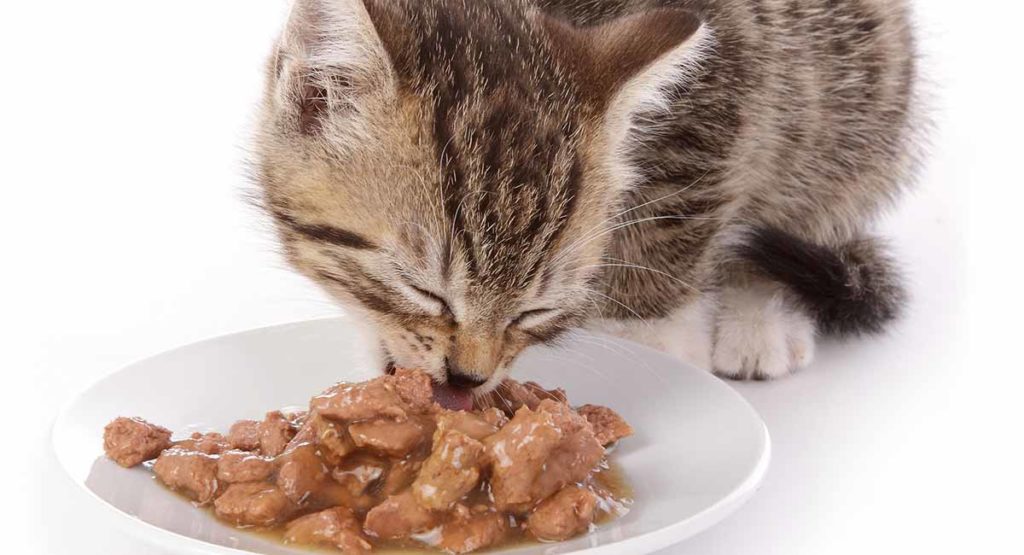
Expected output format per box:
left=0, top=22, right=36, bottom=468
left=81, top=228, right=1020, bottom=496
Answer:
left=253, top=0, right=919, bottom=388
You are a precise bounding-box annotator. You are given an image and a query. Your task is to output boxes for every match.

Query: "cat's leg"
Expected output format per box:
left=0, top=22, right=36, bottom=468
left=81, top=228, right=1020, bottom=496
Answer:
left=589, top=296, right=715, bottom=371
left=712, top=280, right=816, bottom=380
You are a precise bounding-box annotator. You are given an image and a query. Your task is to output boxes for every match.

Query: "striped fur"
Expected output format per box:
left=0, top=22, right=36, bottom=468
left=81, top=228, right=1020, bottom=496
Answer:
left=253, top=0, right=919, bottom=386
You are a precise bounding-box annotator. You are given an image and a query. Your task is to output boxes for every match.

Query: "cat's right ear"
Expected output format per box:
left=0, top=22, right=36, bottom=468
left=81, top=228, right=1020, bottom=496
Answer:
left=271, top=0, right=396, bottom=137
left=537, top=9, right=710, bottom=176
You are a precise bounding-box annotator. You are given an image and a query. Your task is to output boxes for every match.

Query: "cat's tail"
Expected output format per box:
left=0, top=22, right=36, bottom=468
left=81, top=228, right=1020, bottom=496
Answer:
left=736, top=227, right=906, bottom=337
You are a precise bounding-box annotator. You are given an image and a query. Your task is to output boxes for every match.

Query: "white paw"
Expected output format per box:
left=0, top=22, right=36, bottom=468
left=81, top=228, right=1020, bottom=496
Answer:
left=713, top=284, right=816, bottom=380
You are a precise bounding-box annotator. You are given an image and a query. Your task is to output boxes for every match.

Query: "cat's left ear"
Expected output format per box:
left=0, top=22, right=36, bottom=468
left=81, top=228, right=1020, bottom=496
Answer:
left=272, top=0, right=398, bottom=137
left=537, top=8, right=710, bottom=165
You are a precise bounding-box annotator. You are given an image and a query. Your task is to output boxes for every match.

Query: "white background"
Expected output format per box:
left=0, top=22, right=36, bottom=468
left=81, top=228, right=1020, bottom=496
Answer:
left=1, top=1, right=1020, bottom=553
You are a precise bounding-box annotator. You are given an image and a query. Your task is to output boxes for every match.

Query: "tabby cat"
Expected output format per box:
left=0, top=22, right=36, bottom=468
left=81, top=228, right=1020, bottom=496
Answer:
left=254, top=0, right=918, bottom=392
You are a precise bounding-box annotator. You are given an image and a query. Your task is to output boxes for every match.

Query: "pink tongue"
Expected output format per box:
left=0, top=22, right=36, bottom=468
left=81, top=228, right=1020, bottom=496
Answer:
left=432, top=383, right=475, bottom=412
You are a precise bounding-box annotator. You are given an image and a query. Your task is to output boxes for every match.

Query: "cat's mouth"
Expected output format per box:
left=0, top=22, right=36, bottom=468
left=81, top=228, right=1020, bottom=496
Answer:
left=430, top=383, right=476, bottom=412
left=383, top=359, right=476, bottom=411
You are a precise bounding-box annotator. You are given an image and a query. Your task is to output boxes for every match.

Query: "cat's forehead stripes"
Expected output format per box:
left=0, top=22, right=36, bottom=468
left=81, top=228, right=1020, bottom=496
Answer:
left=272, top=210, right=379, bottom=251
left=366, top=0, right=587, bottom=291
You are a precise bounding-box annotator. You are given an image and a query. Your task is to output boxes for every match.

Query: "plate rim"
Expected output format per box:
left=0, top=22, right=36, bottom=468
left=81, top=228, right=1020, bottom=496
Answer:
left=51, top=316, right=771, bottom=555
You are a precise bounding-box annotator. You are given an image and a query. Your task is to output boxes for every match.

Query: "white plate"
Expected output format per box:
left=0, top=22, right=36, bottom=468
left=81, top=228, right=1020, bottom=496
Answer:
left=52, top=317, right=769, bottom=555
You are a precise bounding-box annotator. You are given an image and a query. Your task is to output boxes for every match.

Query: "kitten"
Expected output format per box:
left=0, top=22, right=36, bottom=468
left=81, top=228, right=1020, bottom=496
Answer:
left=253, top=0, right=918, bottom=392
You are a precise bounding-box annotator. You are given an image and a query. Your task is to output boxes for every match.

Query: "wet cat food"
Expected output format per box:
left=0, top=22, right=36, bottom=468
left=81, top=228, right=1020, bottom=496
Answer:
left=103, top=369, right=633, bottom=553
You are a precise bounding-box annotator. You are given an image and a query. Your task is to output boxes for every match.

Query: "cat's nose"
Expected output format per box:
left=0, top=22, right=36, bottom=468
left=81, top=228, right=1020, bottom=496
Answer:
left=444, top=359, right=488, bottom=389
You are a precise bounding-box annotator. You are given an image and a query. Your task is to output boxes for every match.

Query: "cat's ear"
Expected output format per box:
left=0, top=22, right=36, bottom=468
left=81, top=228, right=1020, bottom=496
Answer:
left=537, top=8, right=709, bottom=150
left=272, top=0, right=397, bottom=136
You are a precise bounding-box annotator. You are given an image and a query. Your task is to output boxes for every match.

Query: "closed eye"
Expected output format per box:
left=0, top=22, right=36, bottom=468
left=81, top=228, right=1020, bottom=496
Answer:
left=510, top=308, right=561, bottom=329
left=406, top=285, right=455, bottom=319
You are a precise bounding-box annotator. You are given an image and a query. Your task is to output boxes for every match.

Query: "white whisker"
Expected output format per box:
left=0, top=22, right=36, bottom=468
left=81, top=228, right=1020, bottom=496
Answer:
left=578, top=286, right=652, bottom=327
left=583, top=259, right=701, bottom=294
left=549, top=168, right=715, bottom=269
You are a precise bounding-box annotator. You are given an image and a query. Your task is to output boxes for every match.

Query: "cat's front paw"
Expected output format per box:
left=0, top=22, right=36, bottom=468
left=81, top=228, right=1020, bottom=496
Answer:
left=712, top=284, right=816, bottom=380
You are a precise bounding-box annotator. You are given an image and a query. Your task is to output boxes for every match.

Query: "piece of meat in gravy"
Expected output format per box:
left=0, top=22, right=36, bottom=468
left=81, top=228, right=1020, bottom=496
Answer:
left=348, top=418, right=430, bottom=457
left=364, top=490, right=441, bottom=540
left=214, top=482, right=294, bottom=527
left=284, top=507, right=372, bottom=554
left=529, top=401, right=605, bottom=502
left=331, top=453, right=387, bottom=497
left=526, top=485, right=598, bottom=542
left=175, top=432, right=232, bottom=455
left=479, top=380, right=568, bottom=416
left=413, top=430, right=485, bottom=510
left=226, top=420, right=261, bottom=451
left=577, top=404, right=634, bottom=446
left=479, top=407, right=509, bottom=429
left=152, top=448, right=220, bottom=504
left=307, top=412, right=356, bottom=463
left=379, top=457, right=423, bottom=496
left=103, top=417, right=172, bottom=468
left=435, top=410, right=500, bottom=441
left=523, top=381, right=569, bottom=404
left=276, top=442, right=328, bottom=506
left=390, top=367, right=436, bottom=413
left=258, top=411, right=297, bottom=457
left=310, top=370, right=434, bottom=423
left=217, top=450, right=276, bottom=483
left=483, top=406, right=564, bottom=512
left=439, top=507, right=510, bottom=554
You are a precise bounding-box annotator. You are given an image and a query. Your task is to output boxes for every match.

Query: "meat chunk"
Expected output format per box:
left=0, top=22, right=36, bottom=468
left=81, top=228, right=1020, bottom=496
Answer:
left=477, top=381, right=539, bottom=415
left=276, top=443, right=328, bottom=506
left=529, top=401, right=605, bottom=502
left=413, top=430, right=485, bottom=510
left=349, top=418, right=429, bottom=457
left=480, top=407, right=509, bottom=429
left=326, top=456, right=386, bottom=512
left=483, top=406, right=564, bottom=512
left=280, top=407, right=309, bottom=425
left=316, top=481, right=379, bottom=513
left=311, top=370, right=433, bottom=423
left=439, top=509, right=510, bottom=554
left=478, top=380, right=568, bottom=416
left=152, top=448, right=220, bottom=504
left=526, top=485, right=598, bottom=542
left=577, top=404, right=633, bottom=446
left=226, top=420, right=261, bottom=451
left=258, top=411, right=297, bottom=457
left=311, top=380, right=404, bottom=422
left=523, top=381, right=569, bottom=404
left=379, top=458, right=423, bottom=496
left=531, top=427, right=604, bottom=502
left=307, top=412, right=356, bottom=463
left=213, top=483, right=294, bottom=527
left=331, top=453, right=387, bottom=496
left=364, top=490, right=440, bottom=540
left=274, top=441, right=368, bottom=509
left=103, top=417, right=172, bottom=468
left=217, top=450, right=276, bottom=483
left=175, top=432, right=231, bottom=455
left=391, top=367, right=437, bottom=414
left=284, top=507, right=372, bottom=554
left=435, top=410, right=499, bottom=442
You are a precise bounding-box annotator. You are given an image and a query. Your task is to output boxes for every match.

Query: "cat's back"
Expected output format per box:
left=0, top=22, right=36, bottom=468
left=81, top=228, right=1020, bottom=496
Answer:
left=542, top=0, right=919, bottom=241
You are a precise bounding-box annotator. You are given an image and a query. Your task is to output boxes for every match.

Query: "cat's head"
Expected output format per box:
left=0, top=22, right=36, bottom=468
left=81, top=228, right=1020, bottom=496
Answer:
left=254, top=0, right=708, bottom=393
